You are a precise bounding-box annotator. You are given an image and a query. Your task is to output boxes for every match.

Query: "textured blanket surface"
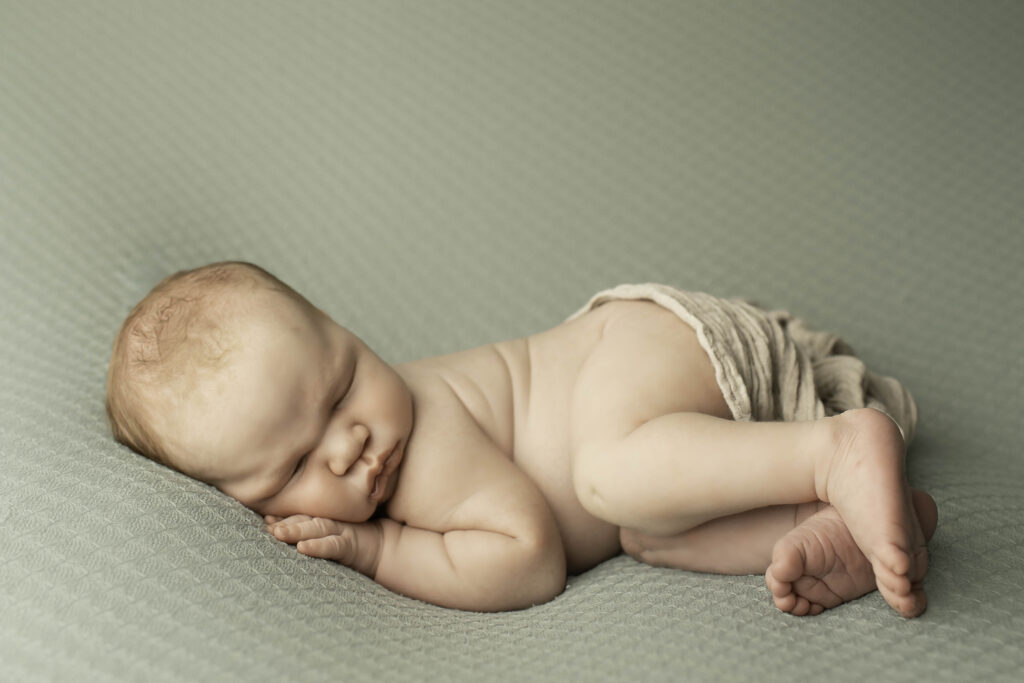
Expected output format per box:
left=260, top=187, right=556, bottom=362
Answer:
left=2, top=2, right=1024, bottom=682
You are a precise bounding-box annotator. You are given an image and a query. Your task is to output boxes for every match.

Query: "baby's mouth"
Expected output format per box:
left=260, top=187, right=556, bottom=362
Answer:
left=370, top=471, right=385, bottom=500
left=370, top=442, right=402, bottom=502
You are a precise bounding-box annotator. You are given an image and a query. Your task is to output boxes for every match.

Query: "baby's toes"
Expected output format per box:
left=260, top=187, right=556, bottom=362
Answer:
left=892, top=591, right=926, bottom=619
left=872, top=558, right=912, bottom=598
left=874, top=570, right=925, bottom=618
left=790, top=595, right=814, bottom=616
left=909, top=545, right=929, bottom=585
left=873, top=540, right=911, bottom=578
left=773, top=592, right=798, bottom=613
left=893, top=581, right=928, bottom=618
left=909, top=585, right=928, bottom=617
left=768, top=538, right=806, bottom=585
left=765, top=567, right=796, bottom=612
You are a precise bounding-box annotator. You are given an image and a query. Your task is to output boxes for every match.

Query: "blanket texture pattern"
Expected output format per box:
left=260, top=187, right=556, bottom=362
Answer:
left=568, top=284, right=918, bottom=443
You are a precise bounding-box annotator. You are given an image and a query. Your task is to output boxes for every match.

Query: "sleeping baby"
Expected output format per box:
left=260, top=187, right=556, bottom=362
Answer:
left=106, top=262, right=937, bottom=616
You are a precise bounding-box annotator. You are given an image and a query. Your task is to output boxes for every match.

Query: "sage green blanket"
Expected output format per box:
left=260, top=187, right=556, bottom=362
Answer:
left=2, top=2, right=1022, bottom=681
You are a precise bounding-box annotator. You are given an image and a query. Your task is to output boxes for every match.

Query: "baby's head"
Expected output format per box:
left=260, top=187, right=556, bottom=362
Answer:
left=107, top=261, right=413, bottom=522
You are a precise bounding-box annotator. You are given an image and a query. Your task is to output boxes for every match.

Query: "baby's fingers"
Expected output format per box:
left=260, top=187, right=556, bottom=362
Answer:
left=267, top=516, right=347, bottom=543
left=265, top=513, right=311, bottom=526
left=295, top=534, right=355, bottom=564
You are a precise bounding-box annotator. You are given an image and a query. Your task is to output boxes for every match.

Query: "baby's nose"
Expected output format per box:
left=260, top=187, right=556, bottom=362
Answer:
left=326, top=423, right=370, bottom=476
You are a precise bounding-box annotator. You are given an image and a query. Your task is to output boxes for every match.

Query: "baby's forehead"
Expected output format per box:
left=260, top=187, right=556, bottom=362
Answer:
left=159, top=320, right=328, bottom=477
left=145, top=286, right=311, bottom=401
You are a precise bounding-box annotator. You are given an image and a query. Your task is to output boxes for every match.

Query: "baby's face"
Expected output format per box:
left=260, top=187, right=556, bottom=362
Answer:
left=164, top=290, right=413, bottom=523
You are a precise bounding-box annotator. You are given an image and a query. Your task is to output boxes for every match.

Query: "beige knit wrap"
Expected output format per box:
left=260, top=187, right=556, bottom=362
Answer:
left=567, top=284, right=918, bottom=444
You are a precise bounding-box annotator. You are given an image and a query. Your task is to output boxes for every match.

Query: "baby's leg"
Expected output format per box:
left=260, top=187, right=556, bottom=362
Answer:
left=573, top=407, right=929, bottom=617
left=620, top=502, right=822, bottom=575
left=622, top=490, right=937, bottom=616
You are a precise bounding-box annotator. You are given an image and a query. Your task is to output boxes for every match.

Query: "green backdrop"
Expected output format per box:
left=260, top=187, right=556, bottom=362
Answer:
left=2, top=2, right=1022, bottom=681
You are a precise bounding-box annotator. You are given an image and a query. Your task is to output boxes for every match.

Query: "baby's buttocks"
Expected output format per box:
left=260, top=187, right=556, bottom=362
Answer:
left=563, top=289, right=735, bottom=426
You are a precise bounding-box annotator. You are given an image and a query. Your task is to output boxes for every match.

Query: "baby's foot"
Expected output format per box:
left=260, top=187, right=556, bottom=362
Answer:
left=765, top=490, right=937, bottom=616
left=815, top=409, right=934, bottom=617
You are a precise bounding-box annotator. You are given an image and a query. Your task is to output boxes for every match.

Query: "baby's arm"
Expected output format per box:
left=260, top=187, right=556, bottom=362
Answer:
left=266, top=471, right=567, bottom=611
left=375, top=514, right=565, bottom=611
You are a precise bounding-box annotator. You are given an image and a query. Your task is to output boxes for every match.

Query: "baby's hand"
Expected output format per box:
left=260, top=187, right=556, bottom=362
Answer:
left=264, top=514, right=382, bottom=576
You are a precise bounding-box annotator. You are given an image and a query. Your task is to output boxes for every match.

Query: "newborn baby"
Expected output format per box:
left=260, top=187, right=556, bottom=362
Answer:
left=106, top=262, right=937, bottom=616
